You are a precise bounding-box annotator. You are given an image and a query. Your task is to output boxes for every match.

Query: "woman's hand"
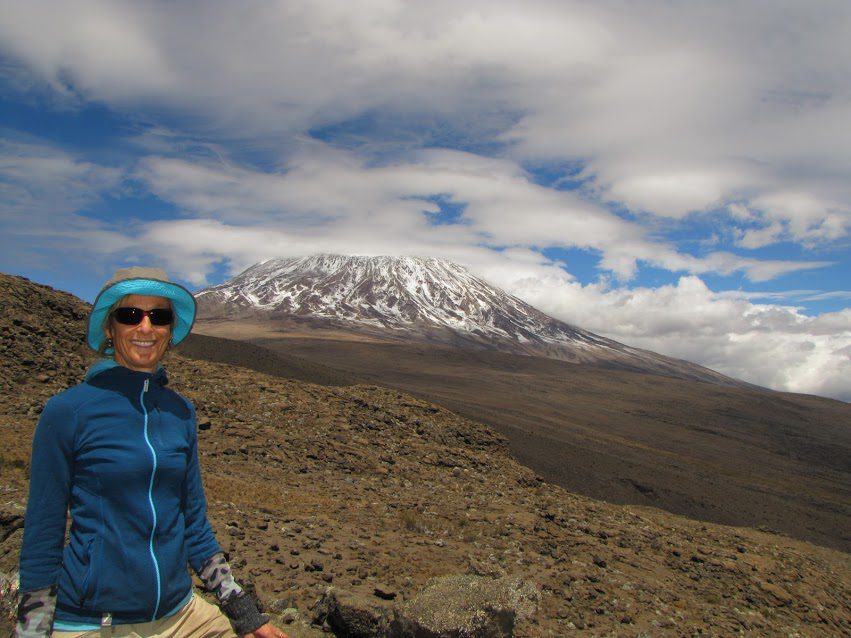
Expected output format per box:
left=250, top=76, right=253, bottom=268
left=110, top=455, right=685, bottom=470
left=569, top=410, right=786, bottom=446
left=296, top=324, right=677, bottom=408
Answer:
left=244, top=622, right=289, bottom=638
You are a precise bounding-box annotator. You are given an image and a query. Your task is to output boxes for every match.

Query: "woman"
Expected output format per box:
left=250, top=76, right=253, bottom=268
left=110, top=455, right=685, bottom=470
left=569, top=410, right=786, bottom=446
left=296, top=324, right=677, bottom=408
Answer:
left=16, top=268, right=287, bottom=638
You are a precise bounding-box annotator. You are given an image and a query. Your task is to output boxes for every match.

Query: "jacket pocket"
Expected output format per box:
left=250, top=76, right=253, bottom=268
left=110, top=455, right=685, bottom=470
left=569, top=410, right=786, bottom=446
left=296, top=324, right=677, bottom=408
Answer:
left=79, top=537, right=96, bottom=608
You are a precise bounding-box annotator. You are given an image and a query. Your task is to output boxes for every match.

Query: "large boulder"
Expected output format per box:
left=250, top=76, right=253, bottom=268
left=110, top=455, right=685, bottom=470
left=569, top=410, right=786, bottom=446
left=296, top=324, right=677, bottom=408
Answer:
left=315, top=575, right=539, bottom=638
left=392, top=575, right=539, bottom=638
left=314, top=588, right=395, bottom=637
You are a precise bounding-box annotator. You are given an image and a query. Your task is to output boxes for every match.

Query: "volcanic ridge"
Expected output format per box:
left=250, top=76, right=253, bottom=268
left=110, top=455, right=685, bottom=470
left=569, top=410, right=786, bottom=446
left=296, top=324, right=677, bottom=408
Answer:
left=192, top=255, right=851, bottom=557
left=195, top=254, right=738, bottom=385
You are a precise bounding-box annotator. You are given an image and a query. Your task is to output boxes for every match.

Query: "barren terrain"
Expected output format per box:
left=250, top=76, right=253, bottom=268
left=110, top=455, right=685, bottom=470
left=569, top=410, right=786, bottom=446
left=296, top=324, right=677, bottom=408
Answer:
left=1, top=273, right=850, bottom=637
left=193, top=319, right=851, bottom=554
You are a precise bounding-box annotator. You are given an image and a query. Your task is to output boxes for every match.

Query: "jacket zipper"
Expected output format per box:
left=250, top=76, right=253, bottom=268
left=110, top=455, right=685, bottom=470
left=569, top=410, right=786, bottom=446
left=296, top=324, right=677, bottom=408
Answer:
left=79, top=537, right=95, bottom=607
left=140, top=378, right=162, bottom=619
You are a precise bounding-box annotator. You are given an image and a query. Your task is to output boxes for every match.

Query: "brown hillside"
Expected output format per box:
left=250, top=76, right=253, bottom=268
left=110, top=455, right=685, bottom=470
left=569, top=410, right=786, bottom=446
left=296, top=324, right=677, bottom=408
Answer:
left=1, top=272, right=850, bottom=637
left=192, top=320, right=851, bottom=555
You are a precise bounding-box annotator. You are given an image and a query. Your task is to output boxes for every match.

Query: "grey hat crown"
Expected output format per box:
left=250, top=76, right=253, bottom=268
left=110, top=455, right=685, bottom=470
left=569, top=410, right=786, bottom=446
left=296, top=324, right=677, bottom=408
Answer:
left=104, top=266, right=170, bottom=288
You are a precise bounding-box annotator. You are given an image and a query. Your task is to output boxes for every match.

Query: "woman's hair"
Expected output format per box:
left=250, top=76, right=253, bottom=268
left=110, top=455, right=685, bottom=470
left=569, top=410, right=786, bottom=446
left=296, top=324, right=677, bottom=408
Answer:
left=97, top=295, right=174, bottom=357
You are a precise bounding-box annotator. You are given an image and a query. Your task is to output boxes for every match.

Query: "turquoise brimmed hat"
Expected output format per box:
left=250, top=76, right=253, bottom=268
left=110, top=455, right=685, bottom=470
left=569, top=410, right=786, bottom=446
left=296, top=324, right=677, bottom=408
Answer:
left=87, top=267, right=196, bottom=354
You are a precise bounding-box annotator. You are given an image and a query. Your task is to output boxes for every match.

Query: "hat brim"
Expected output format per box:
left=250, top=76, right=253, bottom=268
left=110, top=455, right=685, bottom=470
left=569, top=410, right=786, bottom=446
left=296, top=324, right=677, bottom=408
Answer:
left=87, top=278, right=196, bottom=353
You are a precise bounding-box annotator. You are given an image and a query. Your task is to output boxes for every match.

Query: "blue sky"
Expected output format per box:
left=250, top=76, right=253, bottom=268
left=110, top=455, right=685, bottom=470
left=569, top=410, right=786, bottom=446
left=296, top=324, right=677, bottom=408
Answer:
left=1, top=0, right=849, bottom=400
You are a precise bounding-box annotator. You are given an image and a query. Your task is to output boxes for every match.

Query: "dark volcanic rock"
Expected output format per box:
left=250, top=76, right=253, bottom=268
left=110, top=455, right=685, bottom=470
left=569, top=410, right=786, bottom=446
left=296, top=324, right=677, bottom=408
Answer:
left=177, top=332, right=356, bottom=387
left=316, top=576, right=538, bottom=638
left=314, top=589, right=394, bottom=637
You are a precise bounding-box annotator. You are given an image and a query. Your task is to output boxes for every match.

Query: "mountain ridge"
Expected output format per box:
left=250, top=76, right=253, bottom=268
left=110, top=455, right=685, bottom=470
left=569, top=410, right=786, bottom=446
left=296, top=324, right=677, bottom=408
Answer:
left=196, top=254, right=743, bottom=386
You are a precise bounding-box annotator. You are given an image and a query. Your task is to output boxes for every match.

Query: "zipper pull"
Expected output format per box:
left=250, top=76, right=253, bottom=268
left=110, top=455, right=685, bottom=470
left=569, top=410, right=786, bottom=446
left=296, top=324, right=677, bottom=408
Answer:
left=144, top=379, right=150, bottom=393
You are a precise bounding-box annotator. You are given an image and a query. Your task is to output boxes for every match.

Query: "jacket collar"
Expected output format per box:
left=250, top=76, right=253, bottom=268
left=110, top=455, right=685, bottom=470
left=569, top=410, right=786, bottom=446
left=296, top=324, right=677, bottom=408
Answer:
left=85, top=359, right=169, bottom=386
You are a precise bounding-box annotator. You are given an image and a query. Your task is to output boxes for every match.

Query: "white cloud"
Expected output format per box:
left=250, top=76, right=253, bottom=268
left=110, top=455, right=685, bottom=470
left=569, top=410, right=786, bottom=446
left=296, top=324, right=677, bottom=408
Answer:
left=0, top=138, right=122, bottom=218
left=751, top=191, right=850, bottom=246
left=1, top=0, right=849, bottom=250
left=132, top=144, right=827, bottom=285
left=603, top=165, right=753, bottom=218
left=1, top=0, right=850, bottom=401
left=0, top=0, right=174, bottom=99
left=509, top=274, right=851, bottom=401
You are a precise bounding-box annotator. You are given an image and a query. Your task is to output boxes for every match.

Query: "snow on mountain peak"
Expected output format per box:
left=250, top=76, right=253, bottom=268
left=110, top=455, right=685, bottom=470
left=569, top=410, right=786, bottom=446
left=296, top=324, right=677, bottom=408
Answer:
left=197, top=254, right=594, bottom=344
left=195, top=254, right=739, bottom=384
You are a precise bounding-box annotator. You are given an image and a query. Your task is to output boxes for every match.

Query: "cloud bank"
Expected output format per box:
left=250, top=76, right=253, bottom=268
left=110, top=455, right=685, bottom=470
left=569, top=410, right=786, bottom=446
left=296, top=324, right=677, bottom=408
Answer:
left=0, top=0, right=849, bottom=400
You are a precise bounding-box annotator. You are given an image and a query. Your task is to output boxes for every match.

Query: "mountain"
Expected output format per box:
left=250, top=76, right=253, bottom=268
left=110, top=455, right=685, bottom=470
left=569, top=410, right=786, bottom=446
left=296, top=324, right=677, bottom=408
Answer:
left=2, top=270, right=851, bottom=637
left=191, top=256, right=851, bottom=554
left=196, top=255, right=739, bottom=385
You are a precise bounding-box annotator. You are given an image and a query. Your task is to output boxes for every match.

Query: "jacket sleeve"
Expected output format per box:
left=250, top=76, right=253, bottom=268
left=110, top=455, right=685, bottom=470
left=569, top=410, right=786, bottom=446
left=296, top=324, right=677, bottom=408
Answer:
left=181, top=400, right=221, bottom=571
left=19, top=395, right=76, bottom=591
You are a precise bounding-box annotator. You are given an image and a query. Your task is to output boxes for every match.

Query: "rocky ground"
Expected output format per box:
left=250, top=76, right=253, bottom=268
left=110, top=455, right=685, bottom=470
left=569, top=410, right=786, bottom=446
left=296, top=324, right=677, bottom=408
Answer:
left=1, top=272, right=850, bottom=637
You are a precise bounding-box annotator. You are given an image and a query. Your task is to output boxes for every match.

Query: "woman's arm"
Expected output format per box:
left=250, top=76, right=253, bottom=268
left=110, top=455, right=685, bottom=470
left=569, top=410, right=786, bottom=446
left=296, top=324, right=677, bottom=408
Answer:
left=16, top=396, right=77, bottom=636
left=197, top=552, right=270, bottom=635
left=198, top=553, right=289, bottom=638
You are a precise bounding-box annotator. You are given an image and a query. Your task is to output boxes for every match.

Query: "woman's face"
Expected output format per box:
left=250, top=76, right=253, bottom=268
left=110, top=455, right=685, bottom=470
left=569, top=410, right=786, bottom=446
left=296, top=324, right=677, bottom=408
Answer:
left=105, top=295, right=173, bottom=373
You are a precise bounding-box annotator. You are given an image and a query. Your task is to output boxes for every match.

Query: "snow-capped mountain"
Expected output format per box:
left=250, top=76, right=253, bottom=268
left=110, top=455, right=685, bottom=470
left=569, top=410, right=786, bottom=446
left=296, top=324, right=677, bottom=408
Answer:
left=195, top=255, right=738, bottom=384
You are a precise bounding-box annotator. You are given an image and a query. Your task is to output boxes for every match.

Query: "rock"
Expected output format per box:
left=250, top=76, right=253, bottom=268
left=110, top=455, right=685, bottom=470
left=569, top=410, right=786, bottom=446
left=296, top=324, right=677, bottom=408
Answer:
left=280, top=608, right=300, bottom=625
left=391, top=575, right=540, bottom=638
left=314, top=589, right=394, bottom=638
left=267, top=597, right=295, bottom=613
left=0, top=513, right=25, bottom=543
left=373, top=584, right=397, bottom=600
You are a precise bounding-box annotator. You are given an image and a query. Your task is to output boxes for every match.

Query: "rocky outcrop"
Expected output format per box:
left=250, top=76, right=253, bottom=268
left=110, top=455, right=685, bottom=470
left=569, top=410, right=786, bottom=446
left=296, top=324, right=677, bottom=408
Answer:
left=314, top=576, right=538, bottom=638
left=394, top=575, right=538, bottom=638
left=314, top=589, right=395, bottom=637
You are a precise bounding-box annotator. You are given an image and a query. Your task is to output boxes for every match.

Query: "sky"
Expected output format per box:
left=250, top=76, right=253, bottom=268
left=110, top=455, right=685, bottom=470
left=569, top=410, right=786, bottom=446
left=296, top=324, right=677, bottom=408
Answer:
left=1, top=0, right=849, bottom=401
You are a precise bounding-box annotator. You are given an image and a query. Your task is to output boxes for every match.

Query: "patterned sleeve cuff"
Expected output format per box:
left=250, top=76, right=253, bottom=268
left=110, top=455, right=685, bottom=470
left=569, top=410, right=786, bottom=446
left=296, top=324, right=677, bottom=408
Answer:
left=198, top=552, right=268, bottom=635
left=221, top=592, right=269, bottom=635
left=198, top=552, right=244, bottom=603
left=16, top=585, right=57, bottom=638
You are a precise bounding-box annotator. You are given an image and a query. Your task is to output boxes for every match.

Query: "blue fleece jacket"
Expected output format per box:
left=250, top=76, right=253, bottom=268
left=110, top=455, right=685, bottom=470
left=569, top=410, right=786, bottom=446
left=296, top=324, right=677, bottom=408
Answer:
left=18, top=361, right=221, bottom=626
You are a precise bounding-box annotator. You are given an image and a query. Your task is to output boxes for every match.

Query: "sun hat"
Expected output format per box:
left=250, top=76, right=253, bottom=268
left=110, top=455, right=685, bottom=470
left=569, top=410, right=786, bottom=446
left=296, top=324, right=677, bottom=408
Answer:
left=87, top=266, right=196, bottom=354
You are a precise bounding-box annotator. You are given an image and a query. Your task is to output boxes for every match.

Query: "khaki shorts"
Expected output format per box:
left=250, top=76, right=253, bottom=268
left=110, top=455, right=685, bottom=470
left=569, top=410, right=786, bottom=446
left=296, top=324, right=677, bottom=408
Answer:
left=52, top=595, right=236, bottom=638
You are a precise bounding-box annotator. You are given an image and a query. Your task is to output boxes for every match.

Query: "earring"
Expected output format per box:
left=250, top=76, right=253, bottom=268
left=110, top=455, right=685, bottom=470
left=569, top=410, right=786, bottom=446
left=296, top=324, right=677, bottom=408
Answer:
left=105, top=338, right=114, bottom=349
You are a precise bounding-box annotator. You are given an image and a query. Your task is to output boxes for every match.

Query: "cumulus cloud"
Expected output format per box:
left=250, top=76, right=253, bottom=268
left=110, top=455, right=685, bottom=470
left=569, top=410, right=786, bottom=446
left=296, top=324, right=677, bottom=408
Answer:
left=511, top=274, right=851, bottom=401
left=1, top=0, right=850, bottom=400
left=130, top=144, right=828, bottom=283
left=1, top=0, right=849, bottom=247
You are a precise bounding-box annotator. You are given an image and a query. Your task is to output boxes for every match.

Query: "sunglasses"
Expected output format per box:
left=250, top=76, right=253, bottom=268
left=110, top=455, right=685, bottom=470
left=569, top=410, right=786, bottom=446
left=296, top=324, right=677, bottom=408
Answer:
left=112, top=307, right=174, bottom=326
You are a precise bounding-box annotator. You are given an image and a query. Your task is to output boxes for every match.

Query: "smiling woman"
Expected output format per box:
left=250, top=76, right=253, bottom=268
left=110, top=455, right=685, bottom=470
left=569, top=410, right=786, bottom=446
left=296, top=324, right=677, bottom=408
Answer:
left=15, top=268, right=288, bottom=638
left=105, top=295, right=174, bottom=372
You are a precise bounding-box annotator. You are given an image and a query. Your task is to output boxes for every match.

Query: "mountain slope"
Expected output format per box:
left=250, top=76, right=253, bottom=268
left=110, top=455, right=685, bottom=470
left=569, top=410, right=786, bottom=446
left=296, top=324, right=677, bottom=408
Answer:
left=190, top=323, right=851, bottom=554
left=2, top=270, right=851, bottom=637
left=196, top=255, right=740, bottom=385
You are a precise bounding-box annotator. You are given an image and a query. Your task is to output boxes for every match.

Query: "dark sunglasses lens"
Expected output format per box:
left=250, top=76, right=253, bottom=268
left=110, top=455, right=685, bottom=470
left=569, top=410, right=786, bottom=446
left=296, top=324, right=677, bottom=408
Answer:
left=112, top=307, right=173, bottom=326
left=148, top=309, right=174, bottom=325
left=113, top=307, right=143, bottom=325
